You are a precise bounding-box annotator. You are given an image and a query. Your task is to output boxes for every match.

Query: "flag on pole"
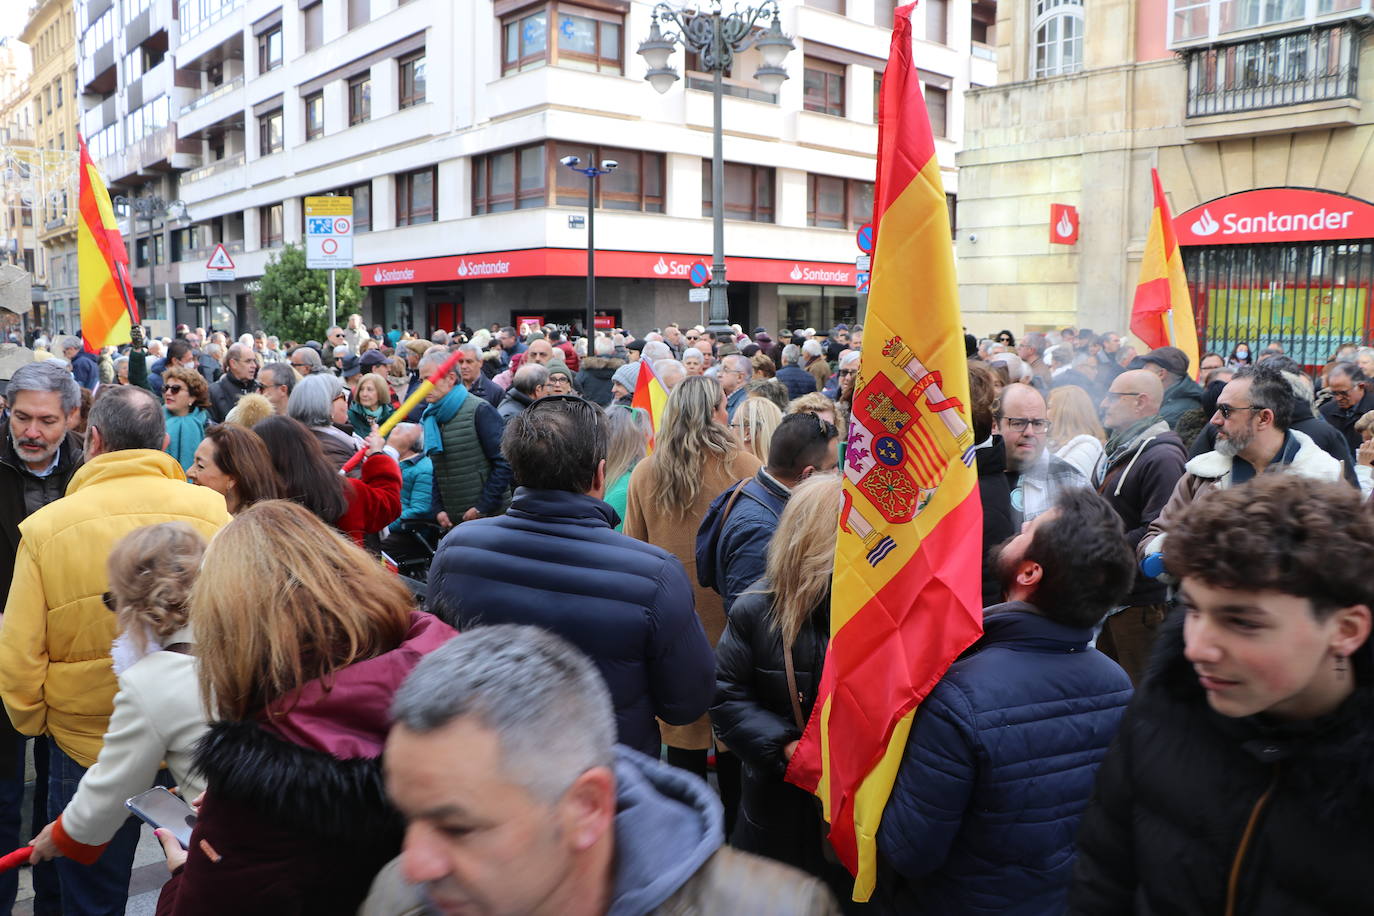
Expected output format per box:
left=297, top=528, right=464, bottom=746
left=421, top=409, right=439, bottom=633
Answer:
left=1131, top=168, right=1199, bottom=376
left=77, top=133, right=138, bottom=351
left=784, top=2, right=984, bottom=902
left=630, top=358, right=669, bottom=451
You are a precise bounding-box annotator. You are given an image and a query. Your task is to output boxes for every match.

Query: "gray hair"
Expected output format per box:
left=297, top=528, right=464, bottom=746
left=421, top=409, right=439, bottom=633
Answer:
left=88, top=386, right=164, bottom=451
left=512, top=363, right=549, bottom=396
left=205, top=343, right=225, bottom=361
left=259, top=362, right=296, bottom=393
left=57, top=335, right=81, bottom=353
left=781, top=344, right=802, bottom=366
left=291, top=346, right=322, bottom=371
left=641, top=340, right=672, bottom=362
left=681, top=347, right=703, bottom=362
left=594, top=335, right=614, bottom=357
left=266, top=335, right=279, bottom=348
left=287, top=372, right=342, bottom=427
left=801, top=338, right=823, bottom=358
left=721, top=354, right=751, bottom=375
left=389, top=625, right=616, bottom=803
left=457, top=342, right=482, bottom=359
left=418, top=347, right=456, bottom=377
left=655, top=359, right=686, bottom=389
left=388, top=421, right=423, bottom=452
left=8, top=360, right=81, bottom=413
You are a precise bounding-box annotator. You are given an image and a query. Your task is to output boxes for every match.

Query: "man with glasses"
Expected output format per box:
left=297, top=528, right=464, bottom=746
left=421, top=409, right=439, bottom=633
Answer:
left=1319, top=362, right=1374, bottom=456
left=1094, top=370, right=1187, bottom=683
left=426, top=396, right=715, bottom=760
left=326, top=325, right=350, bottom=356
left=1142, top=364, right=1343, bottom=564
left=717, top=354, right=751, bottom=421
left=995, top=383, right=1085, bottom=526
left=207, top=343, right=261, bottom=422
left=289, top=345, right=324, bottom=376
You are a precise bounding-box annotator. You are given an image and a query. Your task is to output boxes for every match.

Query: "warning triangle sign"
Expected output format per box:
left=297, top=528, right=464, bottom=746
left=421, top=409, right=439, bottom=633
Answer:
left=206, top=244, right=235, bottom=270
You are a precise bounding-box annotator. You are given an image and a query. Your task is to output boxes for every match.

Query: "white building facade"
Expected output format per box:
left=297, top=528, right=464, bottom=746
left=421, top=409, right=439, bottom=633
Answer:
left=78, top=0, right=995, bottom=337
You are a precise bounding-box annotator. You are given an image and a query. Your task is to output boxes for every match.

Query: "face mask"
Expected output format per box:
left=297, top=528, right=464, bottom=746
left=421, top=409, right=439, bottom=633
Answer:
left=1236, top=349, right=1249, bottom=358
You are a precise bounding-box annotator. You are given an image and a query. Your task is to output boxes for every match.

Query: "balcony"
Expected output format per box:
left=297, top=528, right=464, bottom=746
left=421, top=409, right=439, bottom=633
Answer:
left=180, top=76, right=242, bottom=117
left=1170, top=0, right=1373, bottom=46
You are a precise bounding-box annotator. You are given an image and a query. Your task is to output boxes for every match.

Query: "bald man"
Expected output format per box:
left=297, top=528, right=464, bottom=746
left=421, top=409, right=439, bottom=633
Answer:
left=1094, top=369, right=1187, bottom=683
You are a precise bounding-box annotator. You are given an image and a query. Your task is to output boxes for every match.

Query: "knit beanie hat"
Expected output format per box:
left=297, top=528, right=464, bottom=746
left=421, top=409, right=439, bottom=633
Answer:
left=612, top=362, right=640, bottom=391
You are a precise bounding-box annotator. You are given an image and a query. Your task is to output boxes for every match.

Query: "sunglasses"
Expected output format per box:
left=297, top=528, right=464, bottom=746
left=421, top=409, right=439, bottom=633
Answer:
left=165, top=385, right=185, bottom=395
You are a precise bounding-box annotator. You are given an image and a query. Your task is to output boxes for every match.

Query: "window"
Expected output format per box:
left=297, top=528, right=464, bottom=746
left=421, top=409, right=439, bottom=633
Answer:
left=873, top=72, right=882, bottom=124
left=349, top=0, right=370, bottom=29
left=259, top=203, right=283, bottom=248
left=258, top=26, right=283, bottom=73
left=44, top=88, right=51, bottom=115
left=473, top=143, right=547, bottom=213
left=396, top=167, right=437, bottom=225
left=803, top=58, right=845, bottom=117
left=926, top=0, right=948, bottom=43
left=971, top=0, right=996, bottom=43
left=501, top=4, right=623, bottom=75
left=807, top=175, right=873, bottom=229
left=1221, top=0, right=1303, bottom=32
left=303, top=2, right=324, bottom=51
left=554, top=143, right=664, bottom=212
left=947, top=193, right=957, bottom=239
left=340, top=183, right=372, bottom=232
left=55, top=79, right=62, bottom=108
left=304, top=92, right=324, bottom=140
left=874, top=0, right=898, bottom=26
left=258, top=108, right=283, bottom=156
left=924, top=84, right=948, bottom=137
left=399, top=51, right=426, bottom=108
left=702, top=161, right=774, bottom=223
left=1033, top=0, right=1083, bottom=77
left=348, top=74, right=372, bottom=124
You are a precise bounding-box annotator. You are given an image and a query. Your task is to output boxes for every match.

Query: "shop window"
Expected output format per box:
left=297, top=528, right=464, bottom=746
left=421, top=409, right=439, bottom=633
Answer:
left=473, top=143, right=547, bottom=214
left=258, top=25, right=283, bottom=74
left=303, top=2, right=324, bottom=51
left=396, top=166, right=437, bottom=226
left=807, top=175, right=874, bottom=229
left=501, top=3, right=623, bottom=76
left=926, top=0, right=948, bottom=44
left=348, top=74, right=371, bottom=125
left=702, top=161, right=774, bottom=223
left=1033, top=0, right=1083, bottom=77
left=803, top=58, right=845, bottom=117
left=259, top=203, right=283, bottom=248
left=399, top=51, right=427, bottom=109
left=304, top=92, right=324, bottom=140
left=554, top=144, right=664, bottom=212
left=258, top=108, right=283, bottom=156
left=924, top=84, right=948, bottom=137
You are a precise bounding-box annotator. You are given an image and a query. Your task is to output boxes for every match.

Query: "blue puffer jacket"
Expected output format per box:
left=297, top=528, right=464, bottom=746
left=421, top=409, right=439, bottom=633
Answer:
left=776, top=365, right=816, bottom=402
left=398, top=453, right=433, bottom=521
left=713, top=471, right=789, bottom=615
left=427, top=488, right=716, bottom=757
left=876, top=604, right=1132, bottom=915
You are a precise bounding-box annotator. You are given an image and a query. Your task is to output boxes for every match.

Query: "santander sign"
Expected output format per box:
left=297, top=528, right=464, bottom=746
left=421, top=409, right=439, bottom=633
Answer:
left=1174, top=188, right=1374, bottom=246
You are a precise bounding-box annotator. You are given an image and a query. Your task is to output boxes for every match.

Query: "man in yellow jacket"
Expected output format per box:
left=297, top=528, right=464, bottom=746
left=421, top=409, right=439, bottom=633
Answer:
left=0, top=385, right=231, bottom=914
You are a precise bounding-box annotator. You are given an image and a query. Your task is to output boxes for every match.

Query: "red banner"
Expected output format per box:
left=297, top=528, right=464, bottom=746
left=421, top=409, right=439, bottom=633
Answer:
left=1174, top=188, right=1374, bottom=246
left=359, top=248, right=858, bottom=287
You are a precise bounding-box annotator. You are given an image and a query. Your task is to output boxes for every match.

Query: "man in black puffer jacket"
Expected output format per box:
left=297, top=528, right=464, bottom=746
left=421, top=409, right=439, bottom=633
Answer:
left=1071, top=474, right=1374, bottom=916
left=427, top=395, right=715, bottom=758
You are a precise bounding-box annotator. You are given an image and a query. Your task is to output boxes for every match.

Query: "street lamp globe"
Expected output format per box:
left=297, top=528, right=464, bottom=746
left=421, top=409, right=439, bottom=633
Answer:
left=637, top=18, right=676, bottom=71
left=753, top=65, right=788, bottom=95
left=645, top=66, right=680, bottom=94
left=754, top=16, right=794, bottom=69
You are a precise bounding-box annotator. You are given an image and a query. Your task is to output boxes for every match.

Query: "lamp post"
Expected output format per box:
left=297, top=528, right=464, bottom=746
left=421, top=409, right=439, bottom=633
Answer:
left=638, top=1, right=793, bottom=338
left=113, top=194, right=189, bottom=332
left=559, top=156, right=618, bottom=348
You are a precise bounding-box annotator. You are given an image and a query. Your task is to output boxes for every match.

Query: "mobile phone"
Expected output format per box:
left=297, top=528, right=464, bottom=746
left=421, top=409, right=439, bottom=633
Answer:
left=126, top=787, right=197, bottom=849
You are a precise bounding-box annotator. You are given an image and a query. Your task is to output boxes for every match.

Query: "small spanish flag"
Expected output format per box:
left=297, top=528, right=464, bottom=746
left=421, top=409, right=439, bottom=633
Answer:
left=77, top=133, right=138, bottom=350
left=784, top=2, right=984, bottom=902
left=1131, top=169, right=1199, bottom=376
left=630, top=359, right=669, bottom=451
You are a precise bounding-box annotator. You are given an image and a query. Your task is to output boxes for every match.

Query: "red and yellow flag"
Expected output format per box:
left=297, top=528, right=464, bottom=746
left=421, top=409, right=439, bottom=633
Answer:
left=77, top=133, right=137, bottom=350
left=1130, top=169, right=1199, bottom=376
left=630, top=358, right=669, bottom=451
left=784, top=2, right=984, bottom=901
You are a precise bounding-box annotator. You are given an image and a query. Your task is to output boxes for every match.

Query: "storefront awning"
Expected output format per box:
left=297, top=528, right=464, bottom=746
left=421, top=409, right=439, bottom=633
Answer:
left=1175, top=188, right=1374, bottom=247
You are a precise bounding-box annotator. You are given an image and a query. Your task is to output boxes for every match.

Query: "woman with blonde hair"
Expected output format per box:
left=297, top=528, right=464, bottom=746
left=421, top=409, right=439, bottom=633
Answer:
left=153, top=501, right=455, bottom=915
left=732, top=397, right=784, bottom=465
left=712, top=475, right=849, bottom=898
left=161, top=364, right=211, bottom=472
left=751, top=352, right=777, bottom=379
left=1048, top=385, right=1106, bottom=481
left=603, top=404, right=653, bottom=530
left=624, top=375, right=762, bottom=823
left=29, top=524, right=210, bottom=869
left=347, top=373, right=395, bottom=437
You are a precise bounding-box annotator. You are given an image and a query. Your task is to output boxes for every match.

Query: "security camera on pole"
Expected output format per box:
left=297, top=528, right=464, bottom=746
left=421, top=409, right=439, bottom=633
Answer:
left=304, top=195, right=355, bottom=328
left=559, top=157, right=618, bottom=346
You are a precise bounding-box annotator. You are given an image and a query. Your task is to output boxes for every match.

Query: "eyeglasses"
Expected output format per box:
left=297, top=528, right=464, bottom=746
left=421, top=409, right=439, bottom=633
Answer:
left=164, top=385, right=185, bottom=395
left=1000, top=417, right=1051, bottom=433
left=686, top=334, right=700, bottom=341
left=838, top=369, right=857, bottom=377
left=1215, top=404, right=1263, bottom=420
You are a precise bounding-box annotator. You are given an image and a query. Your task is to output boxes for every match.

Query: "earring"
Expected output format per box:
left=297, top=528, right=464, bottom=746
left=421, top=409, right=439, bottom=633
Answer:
left=1334, top=654, right=1349, bottom=678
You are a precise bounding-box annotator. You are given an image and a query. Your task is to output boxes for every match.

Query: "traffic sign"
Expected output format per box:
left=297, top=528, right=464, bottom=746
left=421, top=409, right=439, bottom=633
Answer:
left=855, top=272, right=870, bottom=293
left=856, top=255, right=871, bottom=271
left=206, top=243, right=235, bottom=281
left=689, top=262, right=711, bottom=287
left=688, top=287, right=709, bottom=302
left=856, top=223, right=874, bottom=254
left=305, top=195, right=354, bottom=269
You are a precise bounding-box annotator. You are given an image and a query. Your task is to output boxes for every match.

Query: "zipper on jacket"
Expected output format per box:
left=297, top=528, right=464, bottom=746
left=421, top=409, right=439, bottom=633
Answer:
left=1224, top=763, right=1280, bottom=916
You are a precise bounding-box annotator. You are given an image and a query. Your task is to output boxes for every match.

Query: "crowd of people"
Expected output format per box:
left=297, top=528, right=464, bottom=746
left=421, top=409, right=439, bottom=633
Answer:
left=0, top=312, right=1366, bottom=915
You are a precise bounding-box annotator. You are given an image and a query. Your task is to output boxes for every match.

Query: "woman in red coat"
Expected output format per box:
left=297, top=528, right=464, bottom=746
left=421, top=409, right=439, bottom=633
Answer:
left=255, top=415, right=401, bottom=548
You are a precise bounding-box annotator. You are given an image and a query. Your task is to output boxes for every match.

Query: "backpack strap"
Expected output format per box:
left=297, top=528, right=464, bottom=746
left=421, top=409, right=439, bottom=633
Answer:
left=720, top=477, right=750, bottom=523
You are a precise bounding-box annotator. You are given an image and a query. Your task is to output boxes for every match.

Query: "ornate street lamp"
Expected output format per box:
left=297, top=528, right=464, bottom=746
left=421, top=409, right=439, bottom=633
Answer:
left=638, top=1, right=793, bottom=339
left=559, top=157, right=618, bottom=346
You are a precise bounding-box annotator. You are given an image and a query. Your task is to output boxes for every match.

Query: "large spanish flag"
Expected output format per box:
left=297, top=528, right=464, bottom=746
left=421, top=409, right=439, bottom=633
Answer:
left=630, top=357, right=669, bottom=451
left=784, top=2, right=984, bottom=901
left=77, top=133, right=138, bottom=350
left=1130, top=168, right=1199, bottom=376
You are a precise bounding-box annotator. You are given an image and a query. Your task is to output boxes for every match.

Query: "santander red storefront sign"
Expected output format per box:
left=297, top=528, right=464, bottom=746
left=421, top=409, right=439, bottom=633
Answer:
left=359, top=248, right=856, bottom=287
left=1174, top=188, right=1374, bottom=246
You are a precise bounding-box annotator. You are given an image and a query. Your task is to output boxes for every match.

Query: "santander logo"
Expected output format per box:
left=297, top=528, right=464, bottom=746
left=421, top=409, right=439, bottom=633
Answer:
left=650, top=257, right=690, bottom=277
left=373, top=266, right=415, bottom=283
left=457, top=258, right=511, bottom=277
left=1055, top=211, right=1075, bottom=239
left=790, top=264, right=851, bottom=283
left=653, top=257, right=670, bottom=276
left=1191, top=209, right=1220, bottom=237
left=789, top=264, right=803, bottom=280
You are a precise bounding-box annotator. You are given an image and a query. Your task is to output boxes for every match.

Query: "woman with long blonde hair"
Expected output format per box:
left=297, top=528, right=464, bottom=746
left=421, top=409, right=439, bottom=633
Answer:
left=602, top=405, right=653, bottom=530
left=151, top=501, right=455, bottom=915
left=732, top=397, right=784, bottom=465
left=623, top=375, right=762, bottom=825
left=712, top=475, right=848, bottom=897
left=1048, top=385, right=1106, bottom=482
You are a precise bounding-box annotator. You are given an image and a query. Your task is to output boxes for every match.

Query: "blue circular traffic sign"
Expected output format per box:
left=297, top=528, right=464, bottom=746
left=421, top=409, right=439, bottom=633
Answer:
left=689, top=262, right=711, bottom=287
left=856, top=223, right=875, bottom=254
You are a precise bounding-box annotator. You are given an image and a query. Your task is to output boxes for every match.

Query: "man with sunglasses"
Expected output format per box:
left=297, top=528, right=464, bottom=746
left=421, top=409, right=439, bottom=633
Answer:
left=994, top=383, right=1085, bottom=527
left=1142, top=364, right=1343, bottom=566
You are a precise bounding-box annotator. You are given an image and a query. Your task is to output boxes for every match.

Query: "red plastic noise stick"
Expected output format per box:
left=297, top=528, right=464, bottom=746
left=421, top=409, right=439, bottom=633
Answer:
left=0, top=847, right=32, bottom=872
